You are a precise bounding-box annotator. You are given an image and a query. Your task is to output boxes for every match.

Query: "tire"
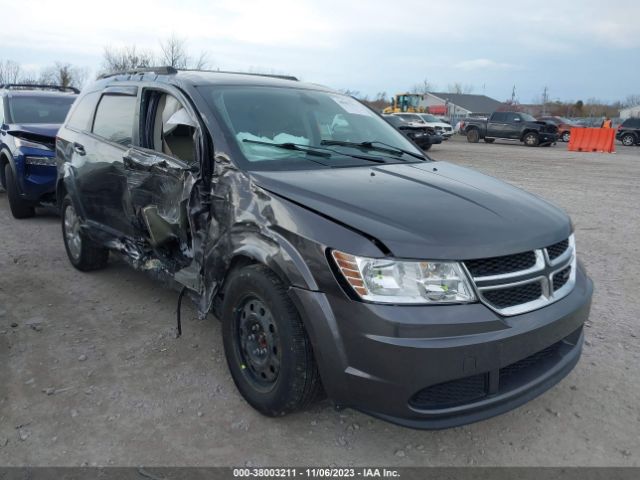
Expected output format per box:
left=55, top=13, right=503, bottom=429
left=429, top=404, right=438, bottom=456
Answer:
left=4, top=164, right=35, bottom=219
left=61, top=195, right=109, bottom=271
left=423, top=143, right=432, bottom=151
left=484, top=138, right=495, bottom=143
left=523, top=132, right=540, bottom=147
left=222, top=264, right=323, bottom=416
left=466, top=129, right=480, bottom=143
left=621, top=134, right=636, bottom=147
left=561, top=131, right=571, bottom=142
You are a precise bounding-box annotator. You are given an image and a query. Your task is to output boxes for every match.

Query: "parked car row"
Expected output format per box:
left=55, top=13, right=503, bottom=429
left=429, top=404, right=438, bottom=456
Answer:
left=0, top=71, right=593, bottom=430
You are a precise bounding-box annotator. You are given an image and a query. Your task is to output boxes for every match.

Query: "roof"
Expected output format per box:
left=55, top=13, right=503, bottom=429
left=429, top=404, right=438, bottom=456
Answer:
left=99, top=68, right=332, bottom=93
left=428, top=92, right=503, bottom=114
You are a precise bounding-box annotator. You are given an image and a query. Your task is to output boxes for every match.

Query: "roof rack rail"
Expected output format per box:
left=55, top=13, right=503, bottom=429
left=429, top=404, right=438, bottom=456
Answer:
left=179, top=69, right=298, bottom=81
left=98, top=66, right=178, bottom=80
left=0, top=83, right=80, bottom=94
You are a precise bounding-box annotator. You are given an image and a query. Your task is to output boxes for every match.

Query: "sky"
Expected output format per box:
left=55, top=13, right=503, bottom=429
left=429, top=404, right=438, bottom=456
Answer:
left=1, top=0, right=639, bottom=104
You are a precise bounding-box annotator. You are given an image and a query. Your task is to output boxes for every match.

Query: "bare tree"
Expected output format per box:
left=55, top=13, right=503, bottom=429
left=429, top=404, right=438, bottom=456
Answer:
left=623, top=94, right=640, bottom=107
left=39, top=62, right=88, bottom=88
left=410, top=78, right=433, bottom=94
left=447, top=82, right=474, bottom=94
left=102, top=45, right=156, bottom=74
left=159, top=34, right=211, bottom=69
left=159, top=34, right=190, bottom=68
left=0, top=60, right=22, bottom=84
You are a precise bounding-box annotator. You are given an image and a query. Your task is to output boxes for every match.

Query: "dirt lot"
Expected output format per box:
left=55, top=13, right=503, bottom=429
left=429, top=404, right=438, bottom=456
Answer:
left=1, top=138, right=639, bottom=467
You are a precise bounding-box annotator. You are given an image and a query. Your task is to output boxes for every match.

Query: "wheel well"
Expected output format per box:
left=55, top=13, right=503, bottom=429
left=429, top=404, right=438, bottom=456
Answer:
left=56, top=180, right=67, bottom=208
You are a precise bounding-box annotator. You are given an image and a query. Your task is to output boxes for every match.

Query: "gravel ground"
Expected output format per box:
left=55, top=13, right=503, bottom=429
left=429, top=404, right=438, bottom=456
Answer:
left=0, top=138, right=639, bottom=467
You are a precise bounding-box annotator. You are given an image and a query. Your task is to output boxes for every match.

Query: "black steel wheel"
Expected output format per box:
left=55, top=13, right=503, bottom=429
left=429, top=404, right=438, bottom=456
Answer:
left=235, top=296, right=281, bottom=388
left=222, top=264, right=323, bottom=416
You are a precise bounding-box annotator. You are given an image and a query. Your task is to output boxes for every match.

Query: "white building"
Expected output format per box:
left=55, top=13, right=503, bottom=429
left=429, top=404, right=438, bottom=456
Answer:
left=620, top=105, right=640, bottom=120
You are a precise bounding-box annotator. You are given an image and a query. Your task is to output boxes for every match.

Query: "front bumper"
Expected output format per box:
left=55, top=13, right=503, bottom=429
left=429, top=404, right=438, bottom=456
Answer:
left=292, top=264, right=592, bottom=429
left=12, top=148, right=57, bottom=202
left=538, top=132, right=558, bottom=144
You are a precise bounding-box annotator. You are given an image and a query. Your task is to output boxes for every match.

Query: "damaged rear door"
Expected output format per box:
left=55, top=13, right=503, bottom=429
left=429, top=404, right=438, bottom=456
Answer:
left=122, top=86, right=206, bottom=282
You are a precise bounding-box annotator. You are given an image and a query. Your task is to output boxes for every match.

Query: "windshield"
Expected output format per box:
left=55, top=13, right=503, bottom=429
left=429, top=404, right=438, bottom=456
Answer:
left=8, top=95, right=76, bottom=124
left=419, top=114, right=439, bottom=122
left=203, top=86, right=424, bottom=170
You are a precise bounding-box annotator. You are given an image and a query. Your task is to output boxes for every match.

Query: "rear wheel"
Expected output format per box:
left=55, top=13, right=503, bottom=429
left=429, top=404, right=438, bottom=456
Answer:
left=61, top=196, right=109, bottom=271
left=423, top=144, right=432, bottom=151
left=484, top=138, right=495, bottom=143
left=561, top=131, right=571, bottom=142
left=523, top=132, right=540, bottom=147
left=4, top=164, right=35, bottom=219
left=466, top=129, right=480, bottom=143
left=621, top=133, right=636, bottom=146
left=222, top=264, right=323, bottom=416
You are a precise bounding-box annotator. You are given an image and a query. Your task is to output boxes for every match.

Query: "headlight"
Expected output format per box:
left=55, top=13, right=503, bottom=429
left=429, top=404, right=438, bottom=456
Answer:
left=14, top=137, right=52, bottom=151
left=331, top=250, right=476, bottom=304
left=25, top=155, right=56, bottom=166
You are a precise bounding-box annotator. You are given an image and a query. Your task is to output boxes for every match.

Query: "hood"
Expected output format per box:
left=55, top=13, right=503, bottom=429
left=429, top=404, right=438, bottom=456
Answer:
left=8, top=123, right=60, bottom=138
left=251, top=162, right=571, bottom=260
left=7, top=123, right=59, bottom=149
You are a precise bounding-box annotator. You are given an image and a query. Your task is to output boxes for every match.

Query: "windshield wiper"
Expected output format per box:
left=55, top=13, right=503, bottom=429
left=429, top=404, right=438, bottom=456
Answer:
left=243, top=139, right=387, bottom=165
left=320, top=140, right=426, bottom=161
left=243, top=139, right=331, bottom=157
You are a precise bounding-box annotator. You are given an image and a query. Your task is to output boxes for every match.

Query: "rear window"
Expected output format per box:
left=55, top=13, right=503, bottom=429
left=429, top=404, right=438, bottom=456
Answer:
left=8, top=95, right=76, bottom=124
left=92, top=94, right=136, bottom=146
left=66, top=92, right=100, bottom=131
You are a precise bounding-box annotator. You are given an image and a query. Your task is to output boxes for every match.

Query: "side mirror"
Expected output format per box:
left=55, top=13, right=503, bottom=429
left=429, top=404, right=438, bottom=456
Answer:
left=1, top=123, right=8, bottom=131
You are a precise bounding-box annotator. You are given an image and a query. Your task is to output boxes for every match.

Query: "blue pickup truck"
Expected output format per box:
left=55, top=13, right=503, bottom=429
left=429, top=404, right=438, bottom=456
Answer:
left=0, top=84, right=77, bottom=218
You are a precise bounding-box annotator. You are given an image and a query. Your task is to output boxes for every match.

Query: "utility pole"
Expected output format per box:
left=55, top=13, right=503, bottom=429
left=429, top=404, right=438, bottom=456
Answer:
left=542, top=86, right=549, bottom=115
left=511, top=85, right=516, bottom=104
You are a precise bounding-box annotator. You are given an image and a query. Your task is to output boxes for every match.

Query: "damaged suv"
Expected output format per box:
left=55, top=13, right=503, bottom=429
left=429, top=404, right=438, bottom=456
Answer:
left=56, top=68, right=593, bottom=428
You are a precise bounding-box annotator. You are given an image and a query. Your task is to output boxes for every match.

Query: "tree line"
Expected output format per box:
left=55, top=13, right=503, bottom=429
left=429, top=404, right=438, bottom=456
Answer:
left=0, top=35, right=210, bottom=89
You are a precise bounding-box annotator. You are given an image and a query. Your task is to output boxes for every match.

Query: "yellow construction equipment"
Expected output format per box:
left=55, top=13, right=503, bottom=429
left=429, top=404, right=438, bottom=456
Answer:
left=382, top=93, right=428, bottom=114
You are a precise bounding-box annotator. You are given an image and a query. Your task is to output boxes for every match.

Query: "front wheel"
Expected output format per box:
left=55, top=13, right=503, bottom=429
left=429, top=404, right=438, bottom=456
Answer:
left=4, top=164, right=35, bottom=218
left=61, top=196, right=109, bottom=271
left=561, top=131, right=570, bottom=142
left=523, top=132, right=540, bottom=147
left=423, top=144, right=432, bottom=151
left=466, top=129, right=480, bottom=143
left=222, top=264, right=323, bottom=416
left=621, top=134, right=636, bottom=146
left=484, top=138, right=495, bottom=143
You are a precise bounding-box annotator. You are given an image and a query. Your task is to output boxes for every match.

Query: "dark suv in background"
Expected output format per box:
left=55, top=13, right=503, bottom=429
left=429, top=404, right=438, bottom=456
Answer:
left=0, top=84, right=77, bottom=217
left=55, top=67, right=592, bottom=428
left=616, top=117, right=640, bottom=146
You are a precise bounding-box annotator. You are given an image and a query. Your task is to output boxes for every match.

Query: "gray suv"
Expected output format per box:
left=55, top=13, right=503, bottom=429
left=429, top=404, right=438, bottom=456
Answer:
left=55, top=67, right=593, bottom=428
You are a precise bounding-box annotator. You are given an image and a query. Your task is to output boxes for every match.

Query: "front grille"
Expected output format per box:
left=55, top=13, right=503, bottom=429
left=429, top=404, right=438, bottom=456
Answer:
left=409, top=374, right=487, bottom=409
left=483, top=282, right=542, bottom=309
left=553, top=266, right=571, bottom=291
left=464, top=251, right=536, bottom=277
left=546, top=239, right=569, bottom=260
